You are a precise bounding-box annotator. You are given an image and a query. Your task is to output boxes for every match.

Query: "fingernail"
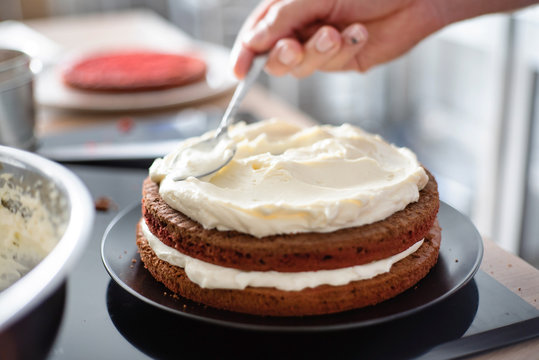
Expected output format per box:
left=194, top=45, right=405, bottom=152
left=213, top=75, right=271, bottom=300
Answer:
left=278, top=43, right=298, bottom=66
left=315, top=29, right=336, bottom=53
left=343, top=24, right=368, bottom=45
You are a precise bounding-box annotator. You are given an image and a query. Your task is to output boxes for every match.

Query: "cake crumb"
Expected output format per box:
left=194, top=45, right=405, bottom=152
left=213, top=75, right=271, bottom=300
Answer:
left=131, top=258, right=137, bottom=264
left=508, top=264, right=512, bottom=268
left=518, top=288, right=521, bottom=291
left=455, top=259, right=459, bottom=263
left=94, top=196, right=117, bottom=212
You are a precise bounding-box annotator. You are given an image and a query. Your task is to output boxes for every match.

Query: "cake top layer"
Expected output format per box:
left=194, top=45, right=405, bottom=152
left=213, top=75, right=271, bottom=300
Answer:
left=150, top=119, right=428, bottom=237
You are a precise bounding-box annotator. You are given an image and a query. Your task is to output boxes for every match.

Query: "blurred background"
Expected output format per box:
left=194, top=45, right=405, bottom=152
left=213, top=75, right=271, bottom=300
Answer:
left=1, top=0, right=538, bottom=268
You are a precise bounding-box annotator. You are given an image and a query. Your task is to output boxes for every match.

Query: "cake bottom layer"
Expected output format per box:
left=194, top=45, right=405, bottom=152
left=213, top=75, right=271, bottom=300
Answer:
left=136, top=220, right=442, bottom=317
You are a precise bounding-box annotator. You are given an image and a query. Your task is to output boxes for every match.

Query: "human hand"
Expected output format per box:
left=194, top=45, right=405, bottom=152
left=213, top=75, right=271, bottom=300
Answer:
left=231, top=0, right=446, bottom=79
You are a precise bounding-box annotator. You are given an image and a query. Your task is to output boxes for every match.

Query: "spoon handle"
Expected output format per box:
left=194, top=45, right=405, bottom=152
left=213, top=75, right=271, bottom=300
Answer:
left=217, top=53, right=269, bottom=136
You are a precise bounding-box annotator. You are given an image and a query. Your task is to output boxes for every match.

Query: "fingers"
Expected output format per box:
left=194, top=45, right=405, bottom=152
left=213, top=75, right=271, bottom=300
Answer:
left=244, top=0, right=334, bottom=52
left=230, top=0, right=281, bottom=79
left=231, top=45, right=255, bottom=79
left=231, top=0, right=334, bottom=78
left=266, top=39, right=303, bottom=76
left=263, top=23, right=368, bottom=78
left=231, top=1, right=369, bottom=78
left=291, top=26, right=342, bottom=78
left=319, top=23, right=368, bottom=72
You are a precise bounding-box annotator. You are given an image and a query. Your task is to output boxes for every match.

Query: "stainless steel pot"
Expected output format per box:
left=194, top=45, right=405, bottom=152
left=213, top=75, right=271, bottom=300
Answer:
left=0, top=49, right=36, bottom=150
left=0, top=146, right=94, bottom=359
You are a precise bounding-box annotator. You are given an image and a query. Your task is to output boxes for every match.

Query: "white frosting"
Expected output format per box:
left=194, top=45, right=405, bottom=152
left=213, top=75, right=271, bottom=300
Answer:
left=150, top=119, right=428, bottom=238
left=141, top=220, right=423, bottom=291
left=151, top=135, right=235, bottom=182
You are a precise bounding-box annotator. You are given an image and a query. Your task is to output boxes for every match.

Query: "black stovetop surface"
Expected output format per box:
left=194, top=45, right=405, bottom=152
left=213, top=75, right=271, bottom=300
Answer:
left=45, top=165, right=539, bottom=360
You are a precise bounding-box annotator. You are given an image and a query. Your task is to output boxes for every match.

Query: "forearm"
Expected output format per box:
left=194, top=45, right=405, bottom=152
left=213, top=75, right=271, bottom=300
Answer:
left=434, top=0, right=539, bottom=25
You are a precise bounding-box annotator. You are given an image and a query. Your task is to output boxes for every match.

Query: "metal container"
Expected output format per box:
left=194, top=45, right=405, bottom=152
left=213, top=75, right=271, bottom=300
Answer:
left=0, top=49, right=36, bottom=150
left=0, top=145, right=94, bottom=359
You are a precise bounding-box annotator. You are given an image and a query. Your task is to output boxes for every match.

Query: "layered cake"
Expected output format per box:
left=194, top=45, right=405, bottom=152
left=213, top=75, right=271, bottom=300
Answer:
left=137, top=119, right=441, bottom=316
left=63, top=51, right=206, bottom=92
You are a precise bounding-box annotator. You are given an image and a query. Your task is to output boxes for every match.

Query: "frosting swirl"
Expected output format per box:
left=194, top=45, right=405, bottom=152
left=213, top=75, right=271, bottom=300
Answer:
left=150, top=119, right=428, bottom=237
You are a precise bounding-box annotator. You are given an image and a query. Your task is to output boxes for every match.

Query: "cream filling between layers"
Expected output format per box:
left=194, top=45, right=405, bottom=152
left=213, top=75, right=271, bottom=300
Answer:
left=141, top=220, right=424, bottom=292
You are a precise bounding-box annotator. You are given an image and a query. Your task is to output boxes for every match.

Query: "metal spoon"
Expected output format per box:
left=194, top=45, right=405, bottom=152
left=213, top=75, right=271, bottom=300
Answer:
left=172, top=53, right=269, bottom=181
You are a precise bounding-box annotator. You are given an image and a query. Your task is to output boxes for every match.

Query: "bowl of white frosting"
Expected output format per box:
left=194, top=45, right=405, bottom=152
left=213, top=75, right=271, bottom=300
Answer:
left=0, top=145, right=94, bottom=358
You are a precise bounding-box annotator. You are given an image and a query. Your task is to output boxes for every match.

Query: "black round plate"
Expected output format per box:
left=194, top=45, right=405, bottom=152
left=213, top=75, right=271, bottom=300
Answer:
left=101, top=201, right=483, bottom=332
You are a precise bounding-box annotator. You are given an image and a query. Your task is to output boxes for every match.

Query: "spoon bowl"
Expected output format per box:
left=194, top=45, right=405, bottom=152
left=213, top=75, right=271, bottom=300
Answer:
left=171, top=132, right=236, bottom=181
left=172, top=54, right=268, bottom=181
